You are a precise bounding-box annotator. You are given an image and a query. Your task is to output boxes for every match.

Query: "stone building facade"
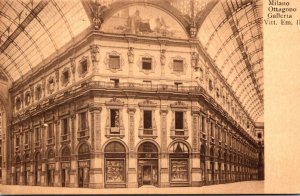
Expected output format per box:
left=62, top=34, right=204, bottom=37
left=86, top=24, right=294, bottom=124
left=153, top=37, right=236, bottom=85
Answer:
left=0, top=0, right=264, bottom=188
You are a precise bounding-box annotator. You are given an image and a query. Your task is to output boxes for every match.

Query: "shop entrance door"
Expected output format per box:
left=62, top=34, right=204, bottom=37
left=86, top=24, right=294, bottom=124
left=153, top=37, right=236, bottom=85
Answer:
left=78, top=167, right=84, bottom=188
left=138, top=160, right=158, bottom=187
left=142, top=165, right=152, bottom=185
left=62, top=169, right=66, bottom=187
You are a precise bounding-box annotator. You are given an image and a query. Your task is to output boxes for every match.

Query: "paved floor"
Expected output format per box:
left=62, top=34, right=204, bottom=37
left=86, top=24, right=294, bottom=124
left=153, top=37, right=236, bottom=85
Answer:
left=0, top=181, right=264, bottom=194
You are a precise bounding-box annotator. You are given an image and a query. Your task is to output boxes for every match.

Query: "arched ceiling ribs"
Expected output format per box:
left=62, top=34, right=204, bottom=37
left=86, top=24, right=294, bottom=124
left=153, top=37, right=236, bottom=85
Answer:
left=222, top=1, right=263, bottom=105
left=240, top=89, right=258, bottom=111
left=1, top=33, right=33, bottom=72
left=241, top=89, right=262, bottom=111
left=219, top=33, right=262, bottom=69
left=34, top=13, right=58, bottom=52
left=249, top=104, right=261, bottom=120
left=212, top=19, right=262, bottom=63
left=2, top=51, right=23, bottom=80
left=235, top=68, right=263, bottom=94
left=0, top=11, right=45, bottom=61
left=237, top=74, right=263, bottom=101
left=0, top=0, right=50, bottom=53
left=230, top=59, right=263, bottom=87
left=51, top=0, right=74, bottom=39
left=204, top=0, right=254, bottom=49
left=253, top=109, right=263, bottom=120
left=252, top=107, right=263, bottom=119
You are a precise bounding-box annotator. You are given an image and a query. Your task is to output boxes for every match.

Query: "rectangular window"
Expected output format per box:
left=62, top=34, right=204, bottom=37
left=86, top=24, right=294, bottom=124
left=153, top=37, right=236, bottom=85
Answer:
left=110, top=109, right=120, bottom=134
left=81, top=59, right=88, bottom=74
left=80, top=112, right=87, bottom=130
left=110, top=79, right=119, bottom=88
left=16, top=136, right=20, bottom=147
left=109, top=55, right=120, bottom=69
left=211, top=122, right=214, bottom=137
left=49, top=79, right=54, bottom=91
left=258, top=133, right=262, bottom=139
left=48, top=123, right=53, bottom=138
left=175, top=111, right=184, bottom=135
left=201, top=116, right=205, bottom=133
left=173, top=59, right=184, bottom=72
left=142, top=58, right=152, bottom=70
left=143, top=110, right=152, bottom=135
left=35, top=127, right=40, bottom=144
left=62, top=118, right=68, bottom=135
left=25, top=132, right=29, bottom=145
left=63, top=71, right=69, bottom=83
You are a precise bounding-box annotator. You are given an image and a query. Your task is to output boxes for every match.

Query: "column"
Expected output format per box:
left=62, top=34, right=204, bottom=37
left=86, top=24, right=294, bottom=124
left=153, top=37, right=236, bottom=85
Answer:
left=89, top=104, right=103, bottom=188
left=205, top=156, right=210, bottom=185
left=160, top=107, right=169, bottom=187
left=54, top=161, right=60, bottom=186
left=69, top=157, right=77, bottom=188
left=191, top=108, right=201, bottom=187
left=127, top=107, right=137, bottom=188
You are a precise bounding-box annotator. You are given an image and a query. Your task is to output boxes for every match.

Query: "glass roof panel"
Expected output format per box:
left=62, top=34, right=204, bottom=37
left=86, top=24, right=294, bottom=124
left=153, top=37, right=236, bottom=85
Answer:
left=198, top=0, right=263, bottom=121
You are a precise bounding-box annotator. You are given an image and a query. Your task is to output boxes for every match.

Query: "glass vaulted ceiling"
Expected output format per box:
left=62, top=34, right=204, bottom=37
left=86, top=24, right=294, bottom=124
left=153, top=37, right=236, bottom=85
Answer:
left=198, top=0, right=263, bottom=121
left=0, top=0, right=90, bottom=81
left=0, top=0, right=263, bottom=122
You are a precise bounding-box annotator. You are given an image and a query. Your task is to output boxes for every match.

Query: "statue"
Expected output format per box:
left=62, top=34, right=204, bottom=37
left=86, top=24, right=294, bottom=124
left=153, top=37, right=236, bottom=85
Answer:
left=127, top=47, right=134, bottom=63
left=160, top=49, right=166, bottom=66
left=90, top=44, right=100, bottom=62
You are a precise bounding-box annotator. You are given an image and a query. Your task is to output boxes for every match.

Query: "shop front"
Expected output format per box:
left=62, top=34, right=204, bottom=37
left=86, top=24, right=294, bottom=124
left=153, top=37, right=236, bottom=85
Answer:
left=137, top=142, right=159, bottom=187
left=24, top=154, right=30, bottom=185
left=77, top=143, right=90, bottom=188
left=34, top=152, right=42, bottom=185
left=104, top=141, right=127, bottom=188
left=46, top=149, right=55, bottom=186
left=200, top=145, right=206, bottom=185
left=60, top=146, right=71, bottom=187
left=14, top=156, right=21, bottom=185
left=169, top=142, right=190, bottom=186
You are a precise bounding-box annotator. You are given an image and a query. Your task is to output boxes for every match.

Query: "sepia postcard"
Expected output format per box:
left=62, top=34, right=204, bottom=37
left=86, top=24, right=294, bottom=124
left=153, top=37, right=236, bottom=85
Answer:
left=0, top=0, right=299, bottom=194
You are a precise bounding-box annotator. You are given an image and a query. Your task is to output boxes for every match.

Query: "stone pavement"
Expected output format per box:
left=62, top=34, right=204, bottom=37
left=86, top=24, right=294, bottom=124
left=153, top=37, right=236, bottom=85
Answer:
left=0, top=181, right=264, bottom=194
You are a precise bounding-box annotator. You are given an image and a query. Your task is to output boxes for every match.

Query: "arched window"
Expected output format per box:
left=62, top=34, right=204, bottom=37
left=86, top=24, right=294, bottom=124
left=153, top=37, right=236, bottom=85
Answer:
left=61, top=146, right=71, bottom=162
left=61, top=146, right=71, bottom=187
left=15, top=156, right=21, bottom=164
left=78, top=143, right=90, bottom=160
left=48, top=149, right=55, bottom=160
left=138, top=142, right=158, bottom=158
left=16, top=98, right=21, bottom=110
left=104, top=142, right=126, bottom=186
left=169, top=142, right=189, bottom=183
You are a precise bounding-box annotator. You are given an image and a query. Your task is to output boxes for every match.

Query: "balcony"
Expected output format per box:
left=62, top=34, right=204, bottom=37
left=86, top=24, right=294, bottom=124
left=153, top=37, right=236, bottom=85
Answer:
left=170, top=129, right=188, bottom=140
left=138, top=128, right=157, bottom=139
left=61, top=133, right=70, bottom=143
left=77, top=129, right=89, bottom=140
left=47, top=137, right=55, bottom=145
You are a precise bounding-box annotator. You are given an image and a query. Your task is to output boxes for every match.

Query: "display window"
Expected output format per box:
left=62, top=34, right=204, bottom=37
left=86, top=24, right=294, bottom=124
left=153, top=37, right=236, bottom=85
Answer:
left=78, top=143, right=90, bottom=188
left=169, top=142, right=189, bottom=184
left=60, top=146, right=71, bottom=187
left=104, top=141, right=126, bottom=187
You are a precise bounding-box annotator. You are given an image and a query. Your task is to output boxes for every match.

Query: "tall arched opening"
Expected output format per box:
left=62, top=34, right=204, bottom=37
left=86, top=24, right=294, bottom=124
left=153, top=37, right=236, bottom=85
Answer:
left=137, top=142, right=159, bottom=187
left=104, top=141, right=127, bottom=188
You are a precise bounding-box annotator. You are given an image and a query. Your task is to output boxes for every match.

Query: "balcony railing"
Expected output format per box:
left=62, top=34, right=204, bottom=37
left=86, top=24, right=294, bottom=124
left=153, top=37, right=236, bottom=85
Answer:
left=61, top=133, right=70, bottom=142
